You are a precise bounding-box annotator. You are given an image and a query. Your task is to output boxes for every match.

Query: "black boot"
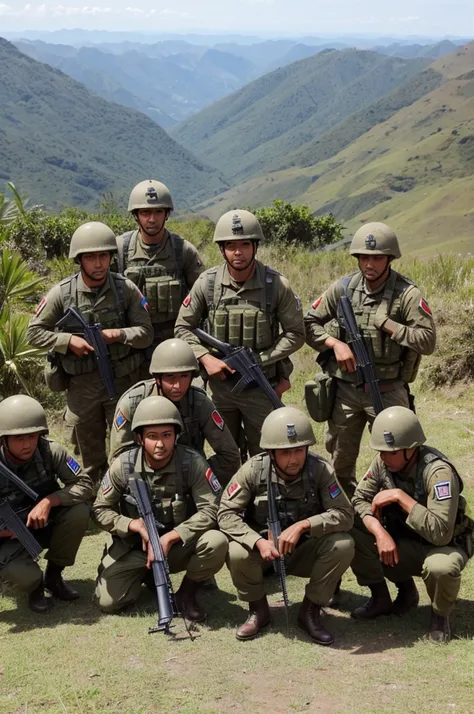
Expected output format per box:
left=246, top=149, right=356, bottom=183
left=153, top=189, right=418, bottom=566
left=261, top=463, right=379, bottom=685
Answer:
left=392, top=578, right=419, bottom=616
left=351, top=581, right=393, bottom=620
left=235, top=597, right=270, bottom=641
left=327, top=578, right=342, bottom=609
left=28, top=579, right=52, bottom=614
left=44, top=563, right=80, bottom=601
left=429, top=608, right=451, bottom=643
left=200, top=576, right=218, bottom=591
left=175, top=575, right=206, bottom=622
left=297, top=596, right=334, bottom=645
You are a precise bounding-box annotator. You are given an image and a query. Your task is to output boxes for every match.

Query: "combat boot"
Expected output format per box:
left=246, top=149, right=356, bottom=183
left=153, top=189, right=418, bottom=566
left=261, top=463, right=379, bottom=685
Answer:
left=297, top=596, right=334, bottom=645
left=28, top=579, right=52, bottom=614
left=44, top=563, right=80, bottom=601
left=175, top=575, right=206, bottom=622
left=351, top=581, right=393, bottom=619
left=392, top=578, right=419, bottom=616
left=235, top=596, right=270, bottom=640
left=327, top=578, right=342, bottom=609
left=428, top=608, right=451, bottom=643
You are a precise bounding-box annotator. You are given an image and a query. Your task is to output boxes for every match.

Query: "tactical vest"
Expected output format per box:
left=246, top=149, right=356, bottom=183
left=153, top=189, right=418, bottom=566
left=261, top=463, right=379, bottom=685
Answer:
left=117, top=230, right=185, bottom=324
left=56, top=272, right=142, bottom=378
left=0, top=439, right=60, bottom=516
left=327, top=270, right=420, bottom=383
left=247, top=453, right=323, bottom=533
left=119, top=446, right=192, bottom=532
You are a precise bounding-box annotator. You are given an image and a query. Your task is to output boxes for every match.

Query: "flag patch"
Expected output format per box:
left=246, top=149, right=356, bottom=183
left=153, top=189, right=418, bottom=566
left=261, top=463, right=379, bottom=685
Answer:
left=205, top=467, right=221, bottom=494
left=35, top=297, right=47, bottom=316
left=419, top=298, right=432, bottom=316
left=312, top=296, right=322, bottom=310
left=363, top=471, right=372, bottom=481
left=140, top=294, right=149, bottom=311
left=227, top=481, right=241, bottom=499
left=114, top=410, right=127, bottom=431
left=66, top=456, right=81, bottom=475
left=434, top=481, right=451, bottom=501
left=100, top=472, right=112, bottom=494
left=211, top=409, right=225, bottom=431
left=183, top=294, right=192, bottom=308
left=329, top=481, right=342, bottom=499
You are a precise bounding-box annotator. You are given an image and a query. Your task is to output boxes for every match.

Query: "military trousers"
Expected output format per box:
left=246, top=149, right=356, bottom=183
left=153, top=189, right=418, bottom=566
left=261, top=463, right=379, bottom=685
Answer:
left=65, top=368, right=141, bottom=484
left=326, top=379, right=409, bottom=498
left=0, top=503, right=90, bottom=594
left=209, top=375, right=275, bottom=457
left=227, top=531, right=354, bottom=605
left=95, top=530, right=228, bottom=613
left=351, top=525, right=469, bottom=616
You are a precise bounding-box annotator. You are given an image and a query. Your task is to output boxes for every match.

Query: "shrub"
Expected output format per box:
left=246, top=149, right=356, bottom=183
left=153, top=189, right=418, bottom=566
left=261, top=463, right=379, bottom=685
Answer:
left=252, top=200, right=344, bottom=249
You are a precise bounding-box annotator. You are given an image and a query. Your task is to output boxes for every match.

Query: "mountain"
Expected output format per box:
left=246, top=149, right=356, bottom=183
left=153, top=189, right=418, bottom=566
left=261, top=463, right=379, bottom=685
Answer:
left=171, top=49, right=431, bottom=183
left=374, top=40, right=460, bottom=60
left=0, top=38, right=228, bottom=210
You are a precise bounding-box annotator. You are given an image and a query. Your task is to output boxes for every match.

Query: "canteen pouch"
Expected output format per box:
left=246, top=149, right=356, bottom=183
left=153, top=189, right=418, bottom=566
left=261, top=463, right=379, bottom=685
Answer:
left=305, top=373, right=336, bottom=423
left=44, top=350, right=70, bottom=392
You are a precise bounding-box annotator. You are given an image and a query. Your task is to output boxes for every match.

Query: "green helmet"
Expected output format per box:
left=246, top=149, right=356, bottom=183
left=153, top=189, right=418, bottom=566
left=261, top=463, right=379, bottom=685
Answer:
left=128, top=180, right=174, bottom=212
left=0, top=395, right=48, bottom=437
left=213, top=209, right=264, bottom=243
left=369, top=406, right=426, bottom=451
left=260, top=407, right=315, bottom=450
left=149, top=339, right=199, bottom=376
left=69, top=222, right=117, bottom=261
left=131, top=396, right=183, bottom=434
left=350, top=222, right=401, bottom=259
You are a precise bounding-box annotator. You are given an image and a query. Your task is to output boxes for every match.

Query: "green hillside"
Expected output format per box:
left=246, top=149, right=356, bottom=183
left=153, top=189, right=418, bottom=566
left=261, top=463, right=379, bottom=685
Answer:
left=0, top=38, right=228, bottom=210
left=171, top=49, right=430, bottom=182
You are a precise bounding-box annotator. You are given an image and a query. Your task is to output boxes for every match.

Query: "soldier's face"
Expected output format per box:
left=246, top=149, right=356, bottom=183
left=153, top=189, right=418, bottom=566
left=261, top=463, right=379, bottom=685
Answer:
left=141, top=424, right=176, bottom=467
left=158, top=373, right=193, bottom=402
left=136, top=208, right=168, bottom=237
left=357, top=255, right=390, bottom=284
left=222, top=240, right=255, bottom=271
left=5, top=433, right=40, bottom=463
left=273, top=446, right=307, bottom=479
left=80, top=252, right=111, bottom=282
left=380, top=447, right=416, bottom=472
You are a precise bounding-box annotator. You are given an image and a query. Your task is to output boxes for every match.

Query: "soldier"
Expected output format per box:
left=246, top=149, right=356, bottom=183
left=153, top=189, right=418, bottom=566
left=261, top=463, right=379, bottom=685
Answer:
left=92, top=396, right=228, bottom=619
left=218, top=407, right=354, bottom=644
left=116, top=179, right=205, bottom=364
left=109, top=338, right=240, bottom=486
left=175, top=209, right=305, bottom=456
left=351, top=406, right=473, bottom=643
left=0, top=395, right=94, bottom=613
left=304, top=222, right=436, bottom=498
left=27, top=222, right=153, bottom=484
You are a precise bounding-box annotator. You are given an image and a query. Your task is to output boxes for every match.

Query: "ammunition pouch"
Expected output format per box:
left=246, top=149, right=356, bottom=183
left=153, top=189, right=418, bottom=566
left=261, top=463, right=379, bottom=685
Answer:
left=305, top=373, right=336, bottom=422
left=44, top=350, right=70, bottom=392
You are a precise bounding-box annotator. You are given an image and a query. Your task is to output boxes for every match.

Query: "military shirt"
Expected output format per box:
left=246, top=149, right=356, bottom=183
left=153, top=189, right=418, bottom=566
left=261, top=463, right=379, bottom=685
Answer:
left=352, top=447, right=461, bottom=547
left=27, top=271, right=153, bottom=355
left=92, top=445, right=220, bottom=546
left=174, top=260, right=305, bottom=366
left=218, top=452, right=353, bottom=551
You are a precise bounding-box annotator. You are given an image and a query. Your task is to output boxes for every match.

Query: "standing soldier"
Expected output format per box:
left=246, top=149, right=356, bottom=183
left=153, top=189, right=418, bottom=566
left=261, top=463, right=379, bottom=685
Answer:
left=351, top=406, right=473, bottom=643
left=116, top=179, right=205, bottom=365
left=27, top=222, right=153, bottom=484
left=109, top=338, right=240, bottom=486
left=304, top=222, right=436, bottom=498
left=92, top=396, right=228, bottom=619
left=0, top=395, right=94, bottom=613
left=175, top=209, right=305, bottom=457
left=218, top=407, right=354, bottom=644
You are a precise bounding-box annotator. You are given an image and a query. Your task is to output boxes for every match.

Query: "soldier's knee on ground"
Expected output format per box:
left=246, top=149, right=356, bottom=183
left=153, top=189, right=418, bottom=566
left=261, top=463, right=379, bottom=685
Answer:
left=94, top=581, right=130, bottom=614
left=1, top=559, right=43, bottom=594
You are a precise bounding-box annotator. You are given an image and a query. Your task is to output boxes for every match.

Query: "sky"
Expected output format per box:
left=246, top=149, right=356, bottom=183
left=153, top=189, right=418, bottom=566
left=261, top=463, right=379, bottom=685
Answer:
left=0, top=0, right=473, bottom=37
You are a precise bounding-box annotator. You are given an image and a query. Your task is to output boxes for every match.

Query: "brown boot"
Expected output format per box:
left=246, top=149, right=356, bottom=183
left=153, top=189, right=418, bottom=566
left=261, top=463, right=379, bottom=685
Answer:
left=392, top=578, right=419, bottom=616
left=297, top=596, right=334, bottom=645
left=175, top=575, right=206, bottom=622
left=327, top=578, right=342, bottom=609
left=235, top=597, right=270, bottom=641
left=28, top=579, right=53, bottom=614
left=428, top=608, right=451, bottom=643
left=44, top=564, right=80, bottom=601
left=351, top=581, right=393, bottom=620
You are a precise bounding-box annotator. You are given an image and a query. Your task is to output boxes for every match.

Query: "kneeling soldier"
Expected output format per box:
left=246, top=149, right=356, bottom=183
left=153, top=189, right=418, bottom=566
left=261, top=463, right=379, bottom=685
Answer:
left=218, top=407, right=354, bottom=644
left=92, top=396, right=228, bottom=620
left=351, top=406, right=474, bottom=643
left=0, top=395, right=94, bottom=612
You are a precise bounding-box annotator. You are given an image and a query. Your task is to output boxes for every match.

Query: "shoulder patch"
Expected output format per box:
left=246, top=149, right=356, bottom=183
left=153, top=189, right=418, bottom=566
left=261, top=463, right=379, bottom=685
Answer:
left=205, top=467, right=222, bottom=494
left=140, top=294, right=149, bottom=311
left=114, top=410, right=128, bottom=431
left=419, top=297, right=432, bottom=316
left=100, top=472, right=112, bottom=494
left=66, top=455, right=81, bottom=475
left=295, top=295, right=302, bottom=311
left=35, top=297, right=47, bottom=316
left=363, top=471, right=372, bottom=481
left=328, top=481, right=342, bottom=498
left=227, top=481, right=242, bottom=499
left=183, top=293, right=192, bottom=308
left=211, top=409, right=225, bottom=431
left=312, top=296, right=322, bottom=310
left=434, top=481, right=451, bottom=501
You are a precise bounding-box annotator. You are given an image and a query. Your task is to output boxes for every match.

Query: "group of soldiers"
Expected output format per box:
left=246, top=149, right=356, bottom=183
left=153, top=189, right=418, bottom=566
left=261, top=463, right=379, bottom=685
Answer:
left=0, top=178, right=472, bottom=646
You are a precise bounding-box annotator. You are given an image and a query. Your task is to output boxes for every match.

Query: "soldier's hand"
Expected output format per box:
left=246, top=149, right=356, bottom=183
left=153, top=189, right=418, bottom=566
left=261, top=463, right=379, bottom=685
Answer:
left=371, top=489, right=400, bottom=516
left=278, top=520, right=310, bottom=555
left=69, top=335, right=95, bottom=356
left=128, top=518, right=150, bottom=559
left=102, top=329, right=122, bottom=344
left=274, top=378, right=291, bottom=399
left=375, top=530, right=399, bottom=567
left=199, top=353, right=235, bottom=380
left=26, top=495, right=58, bottom=529
left=159, top=529, right=181, bottom=558
left=332, top=340, right=357, bottom=373
left=255, top=537, right=280, bottom=561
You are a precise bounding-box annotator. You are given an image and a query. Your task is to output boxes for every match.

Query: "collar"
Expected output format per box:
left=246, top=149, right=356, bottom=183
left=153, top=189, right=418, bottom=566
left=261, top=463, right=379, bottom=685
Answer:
left=220, top=260, right=263, bottom=291
left=77, top=270, right=110, bottom=295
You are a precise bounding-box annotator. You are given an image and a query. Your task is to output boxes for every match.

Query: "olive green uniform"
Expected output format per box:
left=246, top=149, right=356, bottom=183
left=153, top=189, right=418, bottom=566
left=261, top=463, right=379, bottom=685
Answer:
left=175, top=261, right=305, bottom=455
left=27, top=272, right=153, bottom=484
left=351, top=447, right=473, bottom=616
left=92, top=445, right=227, bottom=612
left=304, top=269, right=436, bottom=495
left=0, top=439, right=94, bottom=593
left=109, top=381, right=240, bottom=486
left=218, top=452, right=354, bottom=604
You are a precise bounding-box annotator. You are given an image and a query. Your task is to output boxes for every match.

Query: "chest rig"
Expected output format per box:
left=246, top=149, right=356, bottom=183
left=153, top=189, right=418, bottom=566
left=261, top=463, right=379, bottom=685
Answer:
left=118, top=230, right=185, bottom=324
left=0, top=439, right=59, bottom=515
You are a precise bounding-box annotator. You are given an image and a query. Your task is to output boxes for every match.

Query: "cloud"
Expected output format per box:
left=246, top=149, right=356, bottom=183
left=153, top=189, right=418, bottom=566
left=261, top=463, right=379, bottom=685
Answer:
left=0, top=3, right=113, bottom=15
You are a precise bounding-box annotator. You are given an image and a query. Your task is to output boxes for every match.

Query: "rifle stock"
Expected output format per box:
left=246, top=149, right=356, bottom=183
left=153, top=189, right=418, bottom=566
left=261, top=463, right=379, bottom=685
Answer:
left=0, top=500, right=42, bottom=561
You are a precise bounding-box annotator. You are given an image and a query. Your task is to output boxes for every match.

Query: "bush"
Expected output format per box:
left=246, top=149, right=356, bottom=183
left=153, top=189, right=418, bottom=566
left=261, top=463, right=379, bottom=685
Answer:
left=252, top=200, right=344, bottom=249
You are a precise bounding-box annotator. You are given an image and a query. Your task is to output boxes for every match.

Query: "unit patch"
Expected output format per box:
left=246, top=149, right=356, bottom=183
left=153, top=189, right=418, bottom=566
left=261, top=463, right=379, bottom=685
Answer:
left=205, top=468, right=222, bottom=494
left=140, top=294, right=149, bottom=311
left=328, top=481, right=342, bottom=499
left=114, top=410, right=128, bottom=431
left=312, top=296, right=322, bottom=310
left=227, top=481, right=242, bottom=499
left=183, top=294, right=192, bottom=308
left=419, top=298, right=432, bottom=316
left=35, top=297, right=47, bottom=316
left=66, top=456, right=81, bottom=475
left=211, top=410, right=225, bottom=431
left=434, top=481, right=451, bottom=501
left=100, top=472, right=112, bottom=494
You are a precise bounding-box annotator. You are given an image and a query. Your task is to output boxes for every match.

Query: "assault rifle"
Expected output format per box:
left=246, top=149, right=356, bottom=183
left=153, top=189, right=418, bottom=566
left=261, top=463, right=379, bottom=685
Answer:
left=0, top=460, right=42, bottom=561
left=266, top=463, right=290, bottom=631
left=127, top=475, right=194, bottom=639
left=193, top=329, right=284, bottom=410
left=56, top=306, right=116, bottom=399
